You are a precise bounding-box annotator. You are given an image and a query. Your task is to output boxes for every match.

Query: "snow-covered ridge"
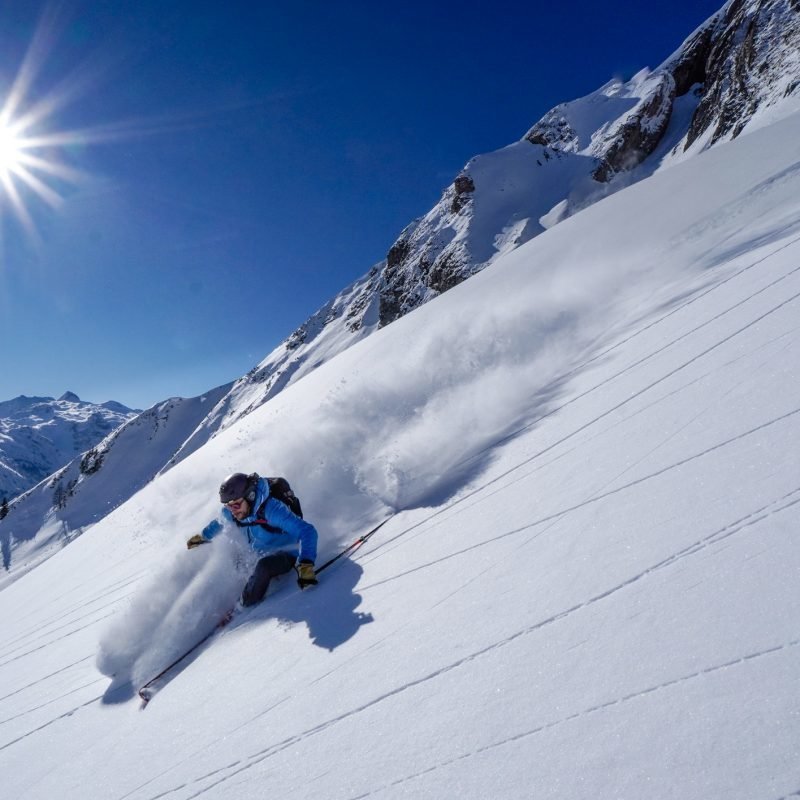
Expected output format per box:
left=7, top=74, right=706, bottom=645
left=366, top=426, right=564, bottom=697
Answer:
left=194, top=0, right=800, bottom=435
left=0, top=392, right=138, bottom=503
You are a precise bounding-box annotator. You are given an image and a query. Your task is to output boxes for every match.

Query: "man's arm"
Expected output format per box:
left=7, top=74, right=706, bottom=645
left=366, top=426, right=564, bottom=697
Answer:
left=264, top=496, right=318, bottom=563
left=187, top=518, right=224, bottom=549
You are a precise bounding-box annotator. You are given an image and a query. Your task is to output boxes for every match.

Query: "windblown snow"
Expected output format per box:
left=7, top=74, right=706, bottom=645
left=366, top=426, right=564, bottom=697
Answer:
left=1, top=109, right=799, bottom=800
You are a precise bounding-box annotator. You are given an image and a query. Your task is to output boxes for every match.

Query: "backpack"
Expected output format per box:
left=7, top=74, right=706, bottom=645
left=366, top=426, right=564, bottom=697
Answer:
left=265, top=476, right=303, bottom=520
left=234, top=475, right=303, bottom=534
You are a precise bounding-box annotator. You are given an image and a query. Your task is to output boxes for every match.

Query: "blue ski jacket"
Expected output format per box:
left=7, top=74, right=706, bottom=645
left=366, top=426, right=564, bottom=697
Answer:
left=201, top=477, right=318, bottom=563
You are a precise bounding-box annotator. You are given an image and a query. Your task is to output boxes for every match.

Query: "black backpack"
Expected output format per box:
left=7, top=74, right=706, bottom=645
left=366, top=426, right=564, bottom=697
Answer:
left=265, top=477, right=303, bottom=520
left=235, top=475, right=303, bottom=534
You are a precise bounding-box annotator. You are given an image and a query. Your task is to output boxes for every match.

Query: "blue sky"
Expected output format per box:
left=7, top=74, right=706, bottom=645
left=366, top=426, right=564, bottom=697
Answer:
left=0, top=0, right=725, bottom=410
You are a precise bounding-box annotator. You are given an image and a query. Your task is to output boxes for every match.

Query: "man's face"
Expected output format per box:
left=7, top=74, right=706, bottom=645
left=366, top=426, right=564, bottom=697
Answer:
left=225, top=497, right=251, bottom=521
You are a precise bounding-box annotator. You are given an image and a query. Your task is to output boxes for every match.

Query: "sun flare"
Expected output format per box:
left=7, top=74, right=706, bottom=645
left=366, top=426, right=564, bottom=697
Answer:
left=0, top=6, right=99, bottom=239
left=0, top=125, right=23, bottom=177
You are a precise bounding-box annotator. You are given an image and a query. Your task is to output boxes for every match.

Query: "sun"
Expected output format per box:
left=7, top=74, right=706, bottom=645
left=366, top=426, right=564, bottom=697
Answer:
left=0, top=6, right=100, bottom=239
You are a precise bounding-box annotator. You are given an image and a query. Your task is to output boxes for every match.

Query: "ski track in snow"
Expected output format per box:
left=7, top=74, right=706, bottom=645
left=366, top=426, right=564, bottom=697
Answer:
left=128, top=635, right=800, bottom=800
left=0, top=569, right=145, bottom=668
left=0, top=567, right=146, bottom=650
left=109, top=483, right=800, bottom=800
left=0, top=590, right=136, bottom=659
left=343, top=645, right=800, bottom=800
left=0, top=609, right=117, bottom=669
left=0, top=694, right=103, bottom=754
left=0, top=656, right=93, bottom=705
left=447, top=233, right=800, bottom=474
left=0, top=678, right=106, bottom=728
left=354, top=403, right=800, bottom=594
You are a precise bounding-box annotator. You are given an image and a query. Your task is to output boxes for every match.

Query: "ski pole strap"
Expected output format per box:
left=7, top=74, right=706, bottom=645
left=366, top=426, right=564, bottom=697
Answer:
left=316, top=517, right=391, bottom=575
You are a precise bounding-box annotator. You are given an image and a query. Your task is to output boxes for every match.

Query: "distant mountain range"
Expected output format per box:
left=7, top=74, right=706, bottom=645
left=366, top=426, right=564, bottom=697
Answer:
left=0, top=392, right=138, bottom=502
left=1, top=0, right=798, bottom=585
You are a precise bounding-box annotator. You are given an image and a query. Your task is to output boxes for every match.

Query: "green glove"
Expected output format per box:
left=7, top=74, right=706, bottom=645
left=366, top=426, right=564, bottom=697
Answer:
left=186, top=534, right=208, bottom=550
left=296, top=561, right=318, bottom=589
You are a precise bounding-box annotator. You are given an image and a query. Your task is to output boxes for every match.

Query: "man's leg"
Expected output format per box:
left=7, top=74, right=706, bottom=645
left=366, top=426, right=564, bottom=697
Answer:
left=241, top=552, right=297, bottom=606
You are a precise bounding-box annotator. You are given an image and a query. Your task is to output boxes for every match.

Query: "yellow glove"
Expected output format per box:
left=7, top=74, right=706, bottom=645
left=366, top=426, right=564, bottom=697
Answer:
left=186, top=534, right=208, bottom=550
left=296, top=561, right=318, bottom=589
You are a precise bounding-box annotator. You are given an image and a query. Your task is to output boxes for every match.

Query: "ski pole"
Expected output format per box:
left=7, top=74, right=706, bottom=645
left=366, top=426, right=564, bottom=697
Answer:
left=315, top=517, right=391, bottom=575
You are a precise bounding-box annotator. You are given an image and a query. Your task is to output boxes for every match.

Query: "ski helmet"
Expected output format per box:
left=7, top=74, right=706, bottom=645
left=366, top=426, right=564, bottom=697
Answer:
left=219, top=472, right=258, bottom=504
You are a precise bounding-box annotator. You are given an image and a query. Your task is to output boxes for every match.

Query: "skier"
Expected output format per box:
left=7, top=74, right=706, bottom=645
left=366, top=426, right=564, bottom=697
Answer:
left=187, top=472, right=318, bottom=606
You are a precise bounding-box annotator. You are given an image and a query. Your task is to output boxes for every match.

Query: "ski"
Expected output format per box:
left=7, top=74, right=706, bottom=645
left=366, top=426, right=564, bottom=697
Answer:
left=138, top=608, right=235, bottom=708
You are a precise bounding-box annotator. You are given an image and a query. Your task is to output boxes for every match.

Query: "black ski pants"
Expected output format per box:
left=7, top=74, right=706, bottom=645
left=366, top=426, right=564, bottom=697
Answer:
left=241, top=551, right=296, bottom=606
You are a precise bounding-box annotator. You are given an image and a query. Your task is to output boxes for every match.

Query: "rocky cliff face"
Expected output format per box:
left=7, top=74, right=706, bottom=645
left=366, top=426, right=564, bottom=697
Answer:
left=681, top=0, right=800, bottom=148
left=526, top=0, right=800, bottom=178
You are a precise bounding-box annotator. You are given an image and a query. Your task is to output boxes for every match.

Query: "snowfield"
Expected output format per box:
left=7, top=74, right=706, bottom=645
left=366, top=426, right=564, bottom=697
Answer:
left=0, top=108, right=799, bottom=799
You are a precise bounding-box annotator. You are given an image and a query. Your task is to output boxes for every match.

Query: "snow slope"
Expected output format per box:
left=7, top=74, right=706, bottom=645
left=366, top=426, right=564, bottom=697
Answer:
left=0, top=110, right=798, bottom=799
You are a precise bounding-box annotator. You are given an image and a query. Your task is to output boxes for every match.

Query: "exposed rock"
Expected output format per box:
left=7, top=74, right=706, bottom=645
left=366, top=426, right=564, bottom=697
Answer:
left=684, top=0, right=800, bottom=148
left=428, top=250, right=469, bottom=295
left=451, top=174, right=476, bottom=213
left=386, top=237, right=411, bottom=269
left=667, top=16, right=718, bottom=96
left=592, top=73, right=676, bottom=182
left=525, top=115, right=578, bottom=150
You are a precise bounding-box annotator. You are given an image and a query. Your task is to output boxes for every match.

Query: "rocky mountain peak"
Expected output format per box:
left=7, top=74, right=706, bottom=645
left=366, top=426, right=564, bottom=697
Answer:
left=58, top=391, right=81, bottom=403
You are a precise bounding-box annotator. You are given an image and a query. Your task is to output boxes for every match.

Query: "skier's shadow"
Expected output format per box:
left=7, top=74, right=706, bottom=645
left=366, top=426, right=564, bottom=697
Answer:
left=272, top=557, right=373, bottom=650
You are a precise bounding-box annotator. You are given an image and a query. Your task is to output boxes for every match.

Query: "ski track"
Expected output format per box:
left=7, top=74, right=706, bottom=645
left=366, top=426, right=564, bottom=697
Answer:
left=342, top=642, right=800, bottom=800
left=137, top=636, right=800, bottom=800
left=0, top=590, right=136, bottom=658
left=0, top=678, right=105, bottom=727
left=0, top=610, right=116, bottom=670
left=453, top=235, right=800, bottom=475
left=419, top=318, right=796, bottom=558
left=0, top=655, right=93, bottom=704
left=358, top=408, right=800, bottom=592
left=121, top=487, right=798, bottom=800
left=2, top=564, right=146, bottom=631
left=0, top=694, right=103, bottom=754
